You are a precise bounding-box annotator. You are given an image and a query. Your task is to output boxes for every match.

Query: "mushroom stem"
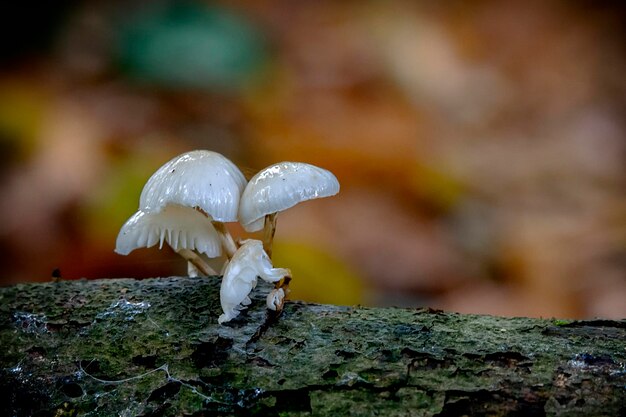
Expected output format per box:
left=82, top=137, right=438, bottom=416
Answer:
left=176, top=248, right=217, bottom=276
left=212, top=221, right=238, bottom=259
left=262, top=213, right=278, bottom=259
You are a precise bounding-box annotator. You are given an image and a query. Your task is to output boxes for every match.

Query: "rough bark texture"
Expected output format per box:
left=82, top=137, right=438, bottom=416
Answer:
left=0, top=277, right=624, bottom=417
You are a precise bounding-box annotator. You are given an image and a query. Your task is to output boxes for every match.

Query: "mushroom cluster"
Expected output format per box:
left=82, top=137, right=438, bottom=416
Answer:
left=115, top=150, right=339, bottom=324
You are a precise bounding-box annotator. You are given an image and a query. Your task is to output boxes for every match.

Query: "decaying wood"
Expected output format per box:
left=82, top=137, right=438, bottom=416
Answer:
left=0, top=277, right=624, bottom=416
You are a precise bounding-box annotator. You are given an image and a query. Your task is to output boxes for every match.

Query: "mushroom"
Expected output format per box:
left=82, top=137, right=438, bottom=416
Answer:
left=266, top=287, right=286, bottom=312
left=115, top=204, right=222, bottom=276
left=139, top=150, right=246, bottom=258
left=238, top=161, right=340, bottom=258
left=218, top=239, right=291, bottom=324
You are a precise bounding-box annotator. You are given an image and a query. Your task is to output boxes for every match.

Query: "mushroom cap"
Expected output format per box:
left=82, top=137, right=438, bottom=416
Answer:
left=238, top=162, right=340, bottom=232
left=115, top=204, right=222, bottom=257
left=139, top=150, right=247, bottom=222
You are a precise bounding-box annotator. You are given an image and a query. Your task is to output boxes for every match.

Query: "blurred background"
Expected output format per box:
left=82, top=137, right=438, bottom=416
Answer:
left=0, top=0, right=624, bottom=319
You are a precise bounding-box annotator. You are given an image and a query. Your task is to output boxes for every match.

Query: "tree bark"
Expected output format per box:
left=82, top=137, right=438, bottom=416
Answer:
left=0, top=276, right=624, bottom=416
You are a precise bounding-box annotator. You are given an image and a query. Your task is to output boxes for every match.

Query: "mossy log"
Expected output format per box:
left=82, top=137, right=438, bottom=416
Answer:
left=0, top=277, right=624, bottom=416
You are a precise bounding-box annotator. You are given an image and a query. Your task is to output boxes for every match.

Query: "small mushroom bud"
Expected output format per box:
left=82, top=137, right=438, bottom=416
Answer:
left=266, top=288, right=285, bottom=311
left=218, top=239, right=290, bottom=324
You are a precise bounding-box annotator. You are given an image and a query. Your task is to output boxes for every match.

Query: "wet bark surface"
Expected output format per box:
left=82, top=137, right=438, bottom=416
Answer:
left=0, top=276, right=624, bottom=416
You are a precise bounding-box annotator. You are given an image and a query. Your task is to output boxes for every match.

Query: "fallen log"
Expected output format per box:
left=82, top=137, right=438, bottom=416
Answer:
left=0, top=276, right=624, bottom=416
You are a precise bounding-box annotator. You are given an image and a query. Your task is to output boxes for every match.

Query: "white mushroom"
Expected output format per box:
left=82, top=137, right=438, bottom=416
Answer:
left=218, top=239, right=291, bottom=324
left=238, top=161, right=340, bottom=258
left=139, top=150, right=246, bottom=258
left=266, top=288, right=285, bottom=312
left=115, top=204, right=221, bottom=276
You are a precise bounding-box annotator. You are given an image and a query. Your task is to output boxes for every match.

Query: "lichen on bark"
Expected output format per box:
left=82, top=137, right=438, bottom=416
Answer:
left=0, top=276, right=624, bottom=416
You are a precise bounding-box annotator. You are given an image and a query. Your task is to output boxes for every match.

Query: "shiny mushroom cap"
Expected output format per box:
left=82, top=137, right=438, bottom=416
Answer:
left=139, top=150, right=247, bottom=222
left=115, top=204, right=222, bottom=257
left=238, top=162, right=340, bottom=232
